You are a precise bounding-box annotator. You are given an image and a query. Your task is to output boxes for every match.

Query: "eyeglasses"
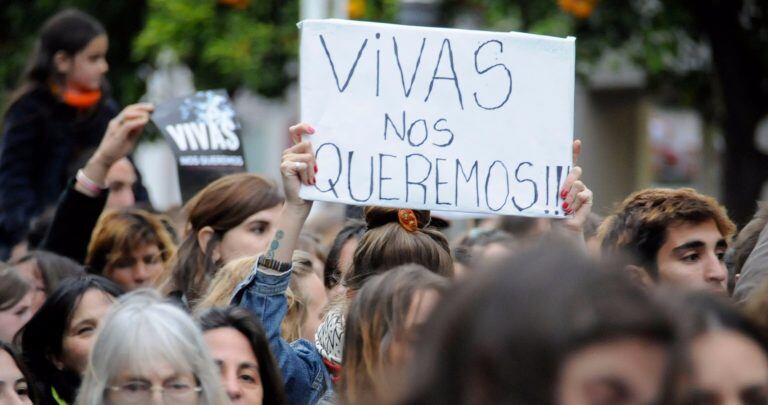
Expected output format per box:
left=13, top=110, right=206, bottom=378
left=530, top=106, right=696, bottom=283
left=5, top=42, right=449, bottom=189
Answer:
left=106, top=380, right=202, bottom=404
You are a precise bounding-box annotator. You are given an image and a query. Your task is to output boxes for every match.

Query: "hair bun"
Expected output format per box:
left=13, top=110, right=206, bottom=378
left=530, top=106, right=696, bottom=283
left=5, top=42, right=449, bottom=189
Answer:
left=363, top=207, right=431, bottom=231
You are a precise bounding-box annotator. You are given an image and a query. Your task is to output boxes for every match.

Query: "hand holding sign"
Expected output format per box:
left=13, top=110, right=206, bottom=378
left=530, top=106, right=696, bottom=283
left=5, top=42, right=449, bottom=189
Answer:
left=559, top=139, right=594, bottom=234
left=94, top=103, right=155, bottom=167
left=281, top=123, right=318, bottom=211
left=77, top=103, right=154, bottom=196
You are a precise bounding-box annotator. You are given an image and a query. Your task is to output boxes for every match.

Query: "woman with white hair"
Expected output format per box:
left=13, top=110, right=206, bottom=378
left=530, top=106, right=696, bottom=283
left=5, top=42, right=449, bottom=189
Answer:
left=76, top=289, right=228, bottom=405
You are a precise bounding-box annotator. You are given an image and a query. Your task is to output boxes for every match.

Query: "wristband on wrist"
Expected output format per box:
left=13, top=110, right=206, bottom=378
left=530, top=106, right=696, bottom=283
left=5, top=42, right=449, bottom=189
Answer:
left=257, top=256, right=292, bottom=272
left=76, top=169, right=107, bottom=196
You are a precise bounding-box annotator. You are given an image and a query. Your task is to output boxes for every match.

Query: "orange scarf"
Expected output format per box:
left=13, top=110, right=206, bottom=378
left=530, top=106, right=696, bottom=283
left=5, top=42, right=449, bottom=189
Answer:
left=50, top=84, right=102, bottom=109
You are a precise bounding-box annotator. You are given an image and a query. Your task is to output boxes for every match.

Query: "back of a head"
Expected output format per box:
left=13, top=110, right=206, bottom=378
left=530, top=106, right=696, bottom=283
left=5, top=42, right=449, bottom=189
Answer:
left=598, top=188, right=736, bottom=277
left=167, top=173, right=283, bottom=302
left=345, top=207, right=453, bottom=291
left=78, top=289, right=227, bottom=405
left=401, top=242, right=675, bottom=405
left=197, top=306, right=287, bottom=405
left=342, top=264, right=449, bottom=404
left=14, top=250, right=85, bottom=294
left=0, top=265, right=30, bottom=312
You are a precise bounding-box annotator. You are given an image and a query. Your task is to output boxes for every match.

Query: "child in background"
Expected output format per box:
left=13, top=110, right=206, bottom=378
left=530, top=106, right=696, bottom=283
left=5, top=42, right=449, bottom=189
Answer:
left=0, top=8, right=148, bottom=260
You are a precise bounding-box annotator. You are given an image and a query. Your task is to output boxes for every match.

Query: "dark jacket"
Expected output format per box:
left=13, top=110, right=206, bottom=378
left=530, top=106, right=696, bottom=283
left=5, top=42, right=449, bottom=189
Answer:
left=0, top=86, right=147, bottom=258
left=40, top=179, right=107, bottom=265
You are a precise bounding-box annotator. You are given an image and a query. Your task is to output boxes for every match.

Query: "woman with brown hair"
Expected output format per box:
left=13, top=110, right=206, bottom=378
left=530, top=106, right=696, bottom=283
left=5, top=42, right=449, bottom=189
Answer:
left=85, top=208, right=176, bottom=291
left=156, top=173, right=283, bottom=304
left=341, top=264, right=449, bottom=404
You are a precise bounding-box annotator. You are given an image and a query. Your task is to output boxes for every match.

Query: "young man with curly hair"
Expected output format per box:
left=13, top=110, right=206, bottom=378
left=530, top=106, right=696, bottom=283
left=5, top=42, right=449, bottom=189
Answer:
left=599, top=188, right=736, bottom=294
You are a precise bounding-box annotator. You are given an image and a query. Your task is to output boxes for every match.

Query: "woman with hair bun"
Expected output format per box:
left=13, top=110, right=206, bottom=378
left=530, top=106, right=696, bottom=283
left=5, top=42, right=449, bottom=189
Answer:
left=231, top=123, right=594, bottom=404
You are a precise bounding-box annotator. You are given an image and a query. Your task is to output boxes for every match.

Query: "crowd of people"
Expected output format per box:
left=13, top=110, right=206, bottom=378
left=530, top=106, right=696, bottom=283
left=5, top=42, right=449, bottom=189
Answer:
left=1, top=7, right=768, bottom=405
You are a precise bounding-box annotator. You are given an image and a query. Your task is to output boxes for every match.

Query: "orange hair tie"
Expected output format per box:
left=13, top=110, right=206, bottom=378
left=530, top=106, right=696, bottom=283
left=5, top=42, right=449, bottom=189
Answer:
left=398, top=209, right=419, bottom=232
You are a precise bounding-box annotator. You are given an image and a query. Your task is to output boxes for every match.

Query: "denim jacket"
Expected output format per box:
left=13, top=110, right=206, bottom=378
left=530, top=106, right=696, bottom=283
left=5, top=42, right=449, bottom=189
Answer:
left=231, top=259, right=332, bottom=405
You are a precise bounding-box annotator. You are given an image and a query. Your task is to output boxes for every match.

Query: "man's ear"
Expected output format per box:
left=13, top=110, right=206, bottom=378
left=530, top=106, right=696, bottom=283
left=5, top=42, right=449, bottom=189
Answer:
left=625, top=264, right=655, bottom=288
left=53, top=51, right=72, bottom=75
left=197, top=226, right=221, bottom=263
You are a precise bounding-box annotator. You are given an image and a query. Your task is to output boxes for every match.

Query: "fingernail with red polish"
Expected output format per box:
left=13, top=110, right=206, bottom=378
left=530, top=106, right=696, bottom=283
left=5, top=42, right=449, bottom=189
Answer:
left=563, top=202, right=569, bottom=210
left=314, top=165, right=318, bottom=173
left=560, top=190, right=568, bottom=198
left=308, top=126, right=316, bottom=134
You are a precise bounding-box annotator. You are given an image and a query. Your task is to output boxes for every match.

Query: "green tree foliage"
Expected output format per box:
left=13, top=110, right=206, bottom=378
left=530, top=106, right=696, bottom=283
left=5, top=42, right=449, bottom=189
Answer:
left=134, top=0, right=300, bottom=98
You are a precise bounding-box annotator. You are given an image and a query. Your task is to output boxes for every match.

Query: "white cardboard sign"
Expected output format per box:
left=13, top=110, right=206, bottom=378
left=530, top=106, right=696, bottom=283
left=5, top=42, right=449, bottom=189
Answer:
left=299, top=19, right=575, bottom=217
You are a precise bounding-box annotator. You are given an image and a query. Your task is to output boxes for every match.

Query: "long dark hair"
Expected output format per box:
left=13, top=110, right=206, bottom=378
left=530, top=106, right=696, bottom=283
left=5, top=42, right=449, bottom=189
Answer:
left=197, top=306, right=287, bottom=405
left=19, top=275, right=123, bottom=405
left=8, top=8, right=106, bottom=107
left=400, top=242, right=677, bottom=405
left=0, top=340, right=42, bottom=404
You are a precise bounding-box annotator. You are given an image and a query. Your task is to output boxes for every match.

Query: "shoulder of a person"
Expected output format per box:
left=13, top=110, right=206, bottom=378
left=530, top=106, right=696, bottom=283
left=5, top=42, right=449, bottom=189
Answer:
left=4, top=86, right=54, bottom=122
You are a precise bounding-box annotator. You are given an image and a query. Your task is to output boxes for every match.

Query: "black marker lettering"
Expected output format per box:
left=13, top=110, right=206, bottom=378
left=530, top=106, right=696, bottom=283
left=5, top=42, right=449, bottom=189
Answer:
left=431, top=118, right=454, bottom=147
left=435, top=158, right=450, bottom=206
left=512, top=161, right=537, bottom=211
left=384, top=111, right=406, bottom=141
left=484, top=160, right=509, bottom=212
left=407, top=118, right=429, bottom=147
left=425, top=38, right=464, bottom=110
left=319, top=34, right=368, bottom=93
left=455, top=159, right=479, bottom=207
left=347, top=151, right=374, bottom=202
left=313, top=143, right=342, bottom=198
left=393, top=37, right=426, bottom=98
left=378, top=153, right=398, bottom=201
left=473, top=40, right=512, bottom=110
left=405, top=153, right=432, bottom=204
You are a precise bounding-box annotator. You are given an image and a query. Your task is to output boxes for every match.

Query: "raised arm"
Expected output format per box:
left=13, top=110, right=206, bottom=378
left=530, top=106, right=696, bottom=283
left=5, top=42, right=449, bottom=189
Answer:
left=263, top=123, right=318, bottom=264
left=42, top=103, right=154, bottom=262
left=559, top=139, right=594, bottom=247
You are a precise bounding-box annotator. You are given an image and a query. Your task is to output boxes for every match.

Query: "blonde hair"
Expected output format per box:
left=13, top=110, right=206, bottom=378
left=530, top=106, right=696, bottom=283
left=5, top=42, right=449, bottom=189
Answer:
left=193, top=250, right=318, bottom=323
left=282, top=250, right=315, bottom=342
left=193, top=256, right=256, bottom=313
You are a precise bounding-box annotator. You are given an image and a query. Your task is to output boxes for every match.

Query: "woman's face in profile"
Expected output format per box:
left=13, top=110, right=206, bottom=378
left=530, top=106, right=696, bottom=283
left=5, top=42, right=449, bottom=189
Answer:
left=685, top=330, right=768, bottom=405
left=557, top=337, right=668, bottom=405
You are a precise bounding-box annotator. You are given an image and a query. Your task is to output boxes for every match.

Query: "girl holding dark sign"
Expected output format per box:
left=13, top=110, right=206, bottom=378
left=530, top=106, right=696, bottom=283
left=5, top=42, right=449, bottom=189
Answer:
left=0, top=8, right=149, bottom=260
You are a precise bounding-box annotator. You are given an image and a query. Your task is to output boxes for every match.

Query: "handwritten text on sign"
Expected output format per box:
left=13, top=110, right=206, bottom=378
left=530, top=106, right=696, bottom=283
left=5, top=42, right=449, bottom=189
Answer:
left=299, top=20, right=575, bottom=217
